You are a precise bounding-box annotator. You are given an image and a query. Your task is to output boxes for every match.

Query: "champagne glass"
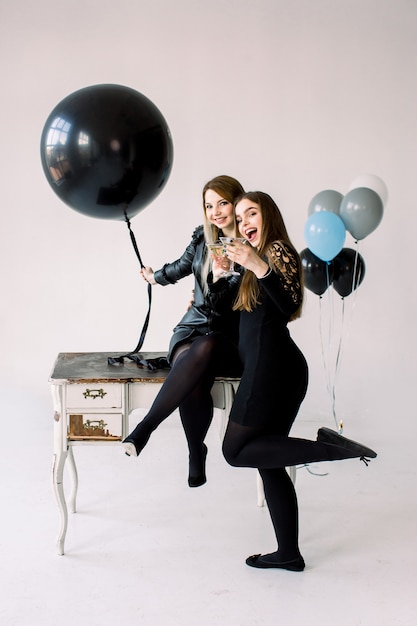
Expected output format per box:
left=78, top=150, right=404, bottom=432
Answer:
left=219, top=237, right=247, bottom=276
left=206, top=243, right=231, bottom=277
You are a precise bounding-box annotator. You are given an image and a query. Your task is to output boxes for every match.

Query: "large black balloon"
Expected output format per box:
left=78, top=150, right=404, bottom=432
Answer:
left=40, top=84, right=173, bottom=220
left=332, top=248, right=366, bottom=297
left=300, top=248, right=333, bottom=296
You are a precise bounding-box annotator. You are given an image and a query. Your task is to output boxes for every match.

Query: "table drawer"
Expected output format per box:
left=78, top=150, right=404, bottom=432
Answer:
left=66, top=383, right=123, bottom=409
left=129, top=382, right=163, bottom=409
left=67, top=413, right=123, bottom=440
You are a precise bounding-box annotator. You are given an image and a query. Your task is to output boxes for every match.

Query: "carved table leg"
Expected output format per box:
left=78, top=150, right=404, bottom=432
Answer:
left=288, top=465, right=297, bottom=485
left=51, top=449, right=68, bottom=555
left=51, top=384, right=69, bottom=555
left=256, top=471, right=266, bottom=507
left=67, top=446, right=78, bottom=514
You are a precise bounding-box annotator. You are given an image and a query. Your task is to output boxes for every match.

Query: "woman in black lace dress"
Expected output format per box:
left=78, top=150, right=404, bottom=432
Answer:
left=222, top=191, right=377, bottom=571
left=123, top=175, right=244, bottom=487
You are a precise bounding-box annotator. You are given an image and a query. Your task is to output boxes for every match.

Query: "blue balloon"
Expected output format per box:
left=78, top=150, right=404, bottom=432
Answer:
left=304, top=211, right=346, bottom=262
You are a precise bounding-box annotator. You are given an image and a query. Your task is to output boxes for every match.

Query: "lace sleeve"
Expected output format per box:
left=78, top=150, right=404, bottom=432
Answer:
left=268, top=241, right=302, bottom=309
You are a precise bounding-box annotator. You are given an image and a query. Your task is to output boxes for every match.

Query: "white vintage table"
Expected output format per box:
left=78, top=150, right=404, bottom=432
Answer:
left=49, top=351, right=241, bottom=555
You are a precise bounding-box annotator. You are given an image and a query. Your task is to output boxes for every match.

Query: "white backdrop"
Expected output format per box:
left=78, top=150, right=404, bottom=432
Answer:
left=1, top=0, right=416, bottom=448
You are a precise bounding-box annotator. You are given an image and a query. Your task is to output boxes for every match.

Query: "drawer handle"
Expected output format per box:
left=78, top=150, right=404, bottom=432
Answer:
left=82, top=388, right=107, bottom=400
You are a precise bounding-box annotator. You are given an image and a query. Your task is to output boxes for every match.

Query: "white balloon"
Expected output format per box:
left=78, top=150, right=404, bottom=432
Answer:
left=348, top=174, right=388, bottom=205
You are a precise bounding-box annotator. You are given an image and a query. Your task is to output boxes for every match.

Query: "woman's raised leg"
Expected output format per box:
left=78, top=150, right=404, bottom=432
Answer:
left=123, top=335, right=219, bottom=457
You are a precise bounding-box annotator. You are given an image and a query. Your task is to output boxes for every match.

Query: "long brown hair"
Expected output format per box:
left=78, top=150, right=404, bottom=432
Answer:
left=233, top=191, right=303, bottom=320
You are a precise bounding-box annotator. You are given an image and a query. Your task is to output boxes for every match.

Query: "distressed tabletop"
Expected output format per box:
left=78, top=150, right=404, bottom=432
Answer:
left=49, top=352, right=170, bottom=384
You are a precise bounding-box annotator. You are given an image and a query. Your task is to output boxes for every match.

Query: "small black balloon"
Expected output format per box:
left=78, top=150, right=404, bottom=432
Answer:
left=332, top=248, right=366, bottom=297
left=300, top=248, right=333, bottom=296
left=40, top=84, right=174, bottom=220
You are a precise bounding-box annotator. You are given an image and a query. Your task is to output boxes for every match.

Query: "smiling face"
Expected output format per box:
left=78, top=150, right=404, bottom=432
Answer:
left=204, top=189, right=235, bottom=235
left=235, top=198, right=263, bottom=247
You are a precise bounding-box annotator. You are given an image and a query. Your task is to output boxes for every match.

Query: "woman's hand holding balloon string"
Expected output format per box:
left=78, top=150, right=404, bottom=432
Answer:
left=140, top=267, right=156, bottom=285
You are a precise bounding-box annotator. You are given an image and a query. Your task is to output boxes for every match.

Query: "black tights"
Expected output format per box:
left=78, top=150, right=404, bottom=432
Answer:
left=222, top=421, right=356, bottom=470
left=178, top=375, right=214, bottom=476
left=259, top=467, right=301, bottom=561
left=126, top=335, right=219, bottom=471
left=222, top=421, right=360, bottom=561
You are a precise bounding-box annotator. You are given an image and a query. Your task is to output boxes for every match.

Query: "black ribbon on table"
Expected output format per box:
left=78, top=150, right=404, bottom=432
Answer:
left=108, top=213, right=169, bottom=370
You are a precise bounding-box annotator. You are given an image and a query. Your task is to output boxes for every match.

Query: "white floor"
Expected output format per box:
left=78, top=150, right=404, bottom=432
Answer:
left=1, top=401, right=416, bottom=626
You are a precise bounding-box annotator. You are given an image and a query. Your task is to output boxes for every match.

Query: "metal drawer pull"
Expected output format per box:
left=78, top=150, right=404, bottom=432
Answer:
left=82, top=388, right=107, bottom=400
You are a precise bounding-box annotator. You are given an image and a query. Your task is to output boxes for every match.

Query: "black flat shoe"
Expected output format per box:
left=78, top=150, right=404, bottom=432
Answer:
left=246, top=554, right=305, bottom=572
left=317, top=427, right=377, bottom=462
left=188, top=444, right=208, bottom=488
left=188, top=474, right=207, bottom=488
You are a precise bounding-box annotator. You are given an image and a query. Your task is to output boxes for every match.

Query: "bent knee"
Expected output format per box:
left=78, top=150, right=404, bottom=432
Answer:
left=222, top=441, right=240, bottom=467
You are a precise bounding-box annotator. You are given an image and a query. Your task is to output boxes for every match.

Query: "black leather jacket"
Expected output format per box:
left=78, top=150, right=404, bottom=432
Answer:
left=154, top=225, right=241, bottom=365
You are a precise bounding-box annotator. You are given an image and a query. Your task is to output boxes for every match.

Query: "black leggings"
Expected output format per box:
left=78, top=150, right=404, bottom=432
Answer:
left=127, top=334, right=230, bottom=469
left=222, top=420, right=362, bottom=560
left=222, top=421, right=352, bottom=469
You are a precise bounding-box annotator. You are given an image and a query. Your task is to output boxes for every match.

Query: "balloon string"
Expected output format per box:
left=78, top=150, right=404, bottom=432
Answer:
left=107, top=211, right=152, bottom=366
left=330, top=240, right=362, bottom=387
left=319, top=294, right=332, bottom=423
left=319, top=287, right=338, bottom=429
left=336, top=242, right=361, bottom=371
left=329, top=244, right=363, bottom=433
left=125, top=213, right=145, bottom=269
left=319, top=245, right=365, bottom=433
left=332, top=297, right=346, bottom=432
left=352, top=243, right=359, bottom=296
left=328, top=286, right=339, bottom=431
left=319, top=273, right=343, bottom=433
left=350, top=241, right=361, bottom=317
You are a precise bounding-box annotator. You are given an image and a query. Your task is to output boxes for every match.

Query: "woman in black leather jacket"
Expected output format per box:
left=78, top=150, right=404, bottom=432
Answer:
left=123, top=175, right=244, bottom=487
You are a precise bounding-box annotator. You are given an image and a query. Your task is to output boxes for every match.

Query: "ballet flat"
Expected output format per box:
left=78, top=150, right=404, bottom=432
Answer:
left=317, top=427, right=377, bottom=460
left=188, top=474, right=207, bottom=488
left=246, top=554, right=305, bottom=572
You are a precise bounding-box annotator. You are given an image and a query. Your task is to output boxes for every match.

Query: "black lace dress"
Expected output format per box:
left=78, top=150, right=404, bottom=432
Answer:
left=229, top=241, right=308, bottom=433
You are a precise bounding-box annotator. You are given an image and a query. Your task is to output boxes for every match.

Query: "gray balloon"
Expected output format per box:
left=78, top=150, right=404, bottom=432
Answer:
left=308, top=189, right=343, bottom=216
left=340, top=187, right=383, bottom=240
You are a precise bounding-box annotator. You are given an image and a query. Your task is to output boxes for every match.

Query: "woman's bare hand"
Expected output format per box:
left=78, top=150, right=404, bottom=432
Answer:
left=225, top=241, right=269, bottom=278
left=140, top=267, right=157, bottom=285
left=211, top=252, right=230, bottom=281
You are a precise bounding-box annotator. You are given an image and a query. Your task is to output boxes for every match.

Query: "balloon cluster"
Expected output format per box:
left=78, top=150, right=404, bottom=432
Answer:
left=301, top=174, right=387, bottom=297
